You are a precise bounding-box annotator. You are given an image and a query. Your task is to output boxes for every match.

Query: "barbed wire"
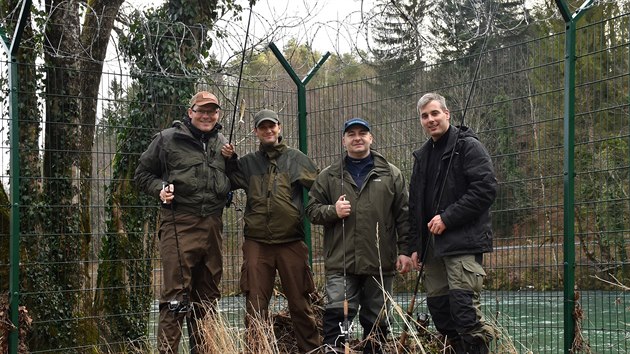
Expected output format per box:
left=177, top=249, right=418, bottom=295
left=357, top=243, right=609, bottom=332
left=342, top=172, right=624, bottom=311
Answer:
left=1, top=0, right=626, bottom=77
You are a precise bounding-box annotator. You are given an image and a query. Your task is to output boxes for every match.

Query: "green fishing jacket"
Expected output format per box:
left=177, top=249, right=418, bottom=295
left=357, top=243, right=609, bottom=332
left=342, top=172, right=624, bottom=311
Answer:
left=306, top=150, right=413, bottom=275
left=227, top=142, right=319, bottom=244
left=134, top=120, right=230, bottom=216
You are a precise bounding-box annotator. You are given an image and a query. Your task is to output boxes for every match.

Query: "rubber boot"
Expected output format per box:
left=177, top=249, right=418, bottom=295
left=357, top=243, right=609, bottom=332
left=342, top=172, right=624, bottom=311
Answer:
left=461, top=337, right=489, bottom=354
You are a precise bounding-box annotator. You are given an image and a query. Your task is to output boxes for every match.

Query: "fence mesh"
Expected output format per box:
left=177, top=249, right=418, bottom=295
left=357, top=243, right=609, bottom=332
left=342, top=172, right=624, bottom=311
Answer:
left=1, top=8, right=629, bottom=354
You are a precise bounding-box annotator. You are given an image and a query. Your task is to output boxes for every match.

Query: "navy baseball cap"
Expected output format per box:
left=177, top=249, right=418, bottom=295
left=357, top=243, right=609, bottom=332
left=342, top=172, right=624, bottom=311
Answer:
left=343, top=118, right=370, bottom=133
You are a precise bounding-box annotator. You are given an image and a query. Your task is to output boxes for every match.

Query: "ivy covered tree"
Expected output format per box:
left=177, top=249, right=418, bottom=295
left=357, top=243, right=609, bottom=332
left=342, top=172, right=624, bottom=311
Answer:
left=95, top=0, right=251, bottom=349
left=0, top=0, right=41, bottom=297
left=2, top=0, right=126, bottom=351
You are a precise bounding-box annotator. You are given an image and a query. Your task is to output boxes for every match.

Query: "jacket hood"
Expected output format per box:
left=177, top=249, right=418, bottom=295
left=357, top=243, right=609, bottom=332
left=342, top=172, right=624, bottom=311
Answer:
left=456, top=125, right=478, bottom=140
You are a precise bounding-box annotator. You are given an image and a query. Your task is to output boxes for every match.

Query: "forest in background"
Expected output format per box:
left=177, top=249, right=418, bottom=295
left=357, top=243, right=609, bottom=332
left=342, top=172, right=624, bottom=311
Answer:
left=0, top=0, right=628, bottom=352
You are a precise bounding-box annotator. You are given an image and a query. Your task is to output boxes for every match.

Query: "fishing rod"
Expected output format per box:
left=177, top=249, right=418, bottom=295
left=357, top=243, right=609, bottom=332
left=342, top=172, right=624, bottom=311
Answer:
left=163, top=183, right=191, bottom=315
left=398, top=4, right=495, bottom=349
left=159, top=132, right=191, bottom=315
left=225, top=3, right=253, bottom=209
left=228, top=3, right=254, bottom=145
left=148, top=79, right=190, bottom=316
left=339, top=152, right=351, bottom=354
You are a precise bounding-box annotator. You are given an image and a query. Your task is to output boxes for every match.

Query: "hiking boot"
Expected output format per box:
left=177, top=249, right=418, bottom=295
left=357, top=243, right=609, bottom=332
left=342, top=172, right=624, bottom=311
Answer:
left=462, top=339, right=489, bottom=354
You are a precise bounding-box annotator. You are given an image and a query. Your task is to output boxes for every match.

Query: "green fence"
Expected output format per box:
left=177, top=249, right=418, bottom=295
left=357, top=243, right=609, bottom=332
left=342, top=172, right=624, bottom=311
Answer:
left=306, top=9, right=630, bottom=353
left=1, top=4, right=629, bottom=354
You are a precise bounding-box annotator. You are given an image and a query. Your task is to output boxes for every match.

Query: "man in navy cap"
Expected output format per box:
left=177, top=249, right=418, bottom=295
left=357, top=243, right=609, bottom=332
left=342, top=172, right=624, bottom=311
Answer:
left=307, top=118, right=416, bottom=354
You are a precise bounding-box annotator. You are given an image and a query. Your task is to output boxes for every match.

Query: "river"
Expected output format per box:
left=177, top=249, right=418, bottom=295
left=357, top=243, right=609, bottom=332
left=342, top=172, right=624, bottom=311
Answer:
left=151, top=290, right=629, bottom=353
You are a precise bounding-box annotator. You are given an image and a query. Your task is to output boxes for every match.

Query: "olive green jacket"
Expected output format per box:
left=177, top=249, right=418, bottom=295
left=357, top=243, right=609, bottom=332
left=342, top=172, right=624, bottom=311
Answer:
left=227, top=142, right=319, bottom=244
left=306, top=150, right=412, bottom=275
left=134, top=120, right=230, bottom=216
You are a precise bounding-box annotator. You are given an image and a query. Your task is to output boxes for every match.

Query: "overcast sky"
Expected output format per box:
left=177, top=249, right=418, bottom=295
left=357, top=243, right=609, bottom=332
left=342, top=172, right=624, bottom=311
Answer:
left=126, top=0, right=375, bottom=57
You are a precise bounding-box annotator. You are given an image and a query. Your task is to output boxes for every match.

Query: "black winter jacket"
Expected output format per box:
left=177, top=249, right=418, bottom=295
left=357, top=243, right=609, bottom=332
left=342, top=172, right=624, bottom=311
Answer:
left=409, top=125, right=497, bottom=259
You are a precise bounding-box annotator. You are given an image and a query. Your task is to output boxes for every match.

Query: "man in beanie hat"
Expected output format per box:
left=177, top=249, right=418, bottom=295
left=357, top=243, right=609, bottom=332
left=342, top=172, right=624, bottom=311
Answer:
left=224, top=109, right=322, bottom=353
left=135, top=90, right=234, bottom=354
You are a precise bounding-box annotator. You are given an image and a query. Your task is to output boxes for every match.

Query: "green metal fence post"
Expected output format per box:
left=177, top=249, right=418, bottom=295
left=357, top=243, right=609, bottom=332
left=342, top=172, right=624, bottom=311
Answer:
left=0, top=1, right=32, bottom=354
left=268, top=42, right=330, bottom=265
left=554, top=1, right=594, bottom=353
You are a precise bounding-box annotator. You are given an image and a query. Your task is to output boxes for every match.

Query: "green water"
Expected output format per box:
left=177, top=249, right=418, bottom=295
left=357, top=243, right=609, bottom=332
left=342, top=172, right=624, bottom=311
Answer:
left=150, top=291, right=629, bottom=353
left=474, top=291, right=628, bottom=353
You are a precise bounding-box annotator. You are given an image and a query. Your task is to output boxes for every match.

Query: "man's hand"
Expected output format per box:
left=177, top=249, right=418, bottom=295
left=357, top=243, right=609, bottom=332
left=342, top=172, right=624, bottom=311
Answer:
left=396, top=255, right=413, bottom=274
left=335, top=194, right=351, bottom=218
left=221, top=143, right=235, bottom=158
left=428, top=214, right=447, bottom=235
left=160, top=183, right=175, bottom=204
left=411, top=251, right=420, bottom=270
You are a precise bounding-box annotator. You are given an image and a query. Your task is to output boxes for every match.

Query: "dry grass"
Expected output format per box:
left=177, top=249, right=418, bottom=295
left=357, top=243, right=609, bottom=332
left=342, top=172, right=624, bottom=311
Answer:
left=192, top=288, right=521, bottom=354
left=3, top=289, right=525, bottom=354
left=592, top=274, right=630, bottom=291
left=195, top=312, right=244, bottom=353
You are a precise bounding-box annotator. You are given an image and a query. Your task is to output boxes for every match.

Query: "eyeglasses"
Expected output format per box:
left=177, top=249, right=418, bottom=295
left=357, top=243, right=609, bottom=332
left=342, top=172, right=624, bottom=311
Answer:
left=191, top=107, right=219, bottom=116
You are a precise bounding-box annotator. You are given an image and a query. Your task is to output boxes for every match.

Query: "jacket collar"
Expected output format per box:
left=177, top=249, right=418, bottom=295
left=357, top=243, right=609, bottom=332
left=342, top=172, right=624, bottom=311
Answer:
left=172, top=119, right=221, bottom=141
left=414, top=125, right=460, bottom=160
left=259, top=142, right=287, bottom=160
left=329, top=149, right=390, bottom=177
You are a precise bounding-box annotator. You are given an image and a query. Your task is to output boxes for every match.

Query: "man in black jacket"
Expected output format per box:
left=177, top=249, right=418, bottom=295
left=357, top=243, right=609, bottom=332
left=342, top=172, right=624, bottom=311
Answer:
left=409, top=93, right=497, bottom=354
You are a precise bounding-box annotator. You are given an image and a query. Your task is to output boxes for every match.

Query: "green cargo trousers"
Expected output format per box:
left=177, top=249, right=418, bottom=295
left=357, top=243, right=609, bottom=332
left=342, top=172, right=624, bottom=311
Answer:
left=423, top=250, right=495, bottom=347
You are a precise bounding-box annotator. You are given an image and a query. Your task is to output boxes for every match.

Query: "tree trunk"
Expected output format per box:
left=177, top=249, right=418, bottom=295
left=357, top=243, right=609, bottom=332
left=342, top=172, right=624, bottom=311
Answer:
left=76, top=0, right=124, bottom=321
left=0, top=0, right=42, bottom=295
left=77, top=0, right=125, bottom=246
left=28, top=0, right=124, bottom=351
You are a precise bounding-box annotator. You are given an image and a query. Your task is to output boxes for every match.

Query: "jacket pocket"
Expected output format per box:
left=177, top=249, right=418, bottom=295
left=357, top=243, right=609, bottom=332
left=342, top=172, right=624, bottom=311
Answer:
left=170, top=155, right=204, bottom=196
left=210, top=168, right=230, bottom=199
